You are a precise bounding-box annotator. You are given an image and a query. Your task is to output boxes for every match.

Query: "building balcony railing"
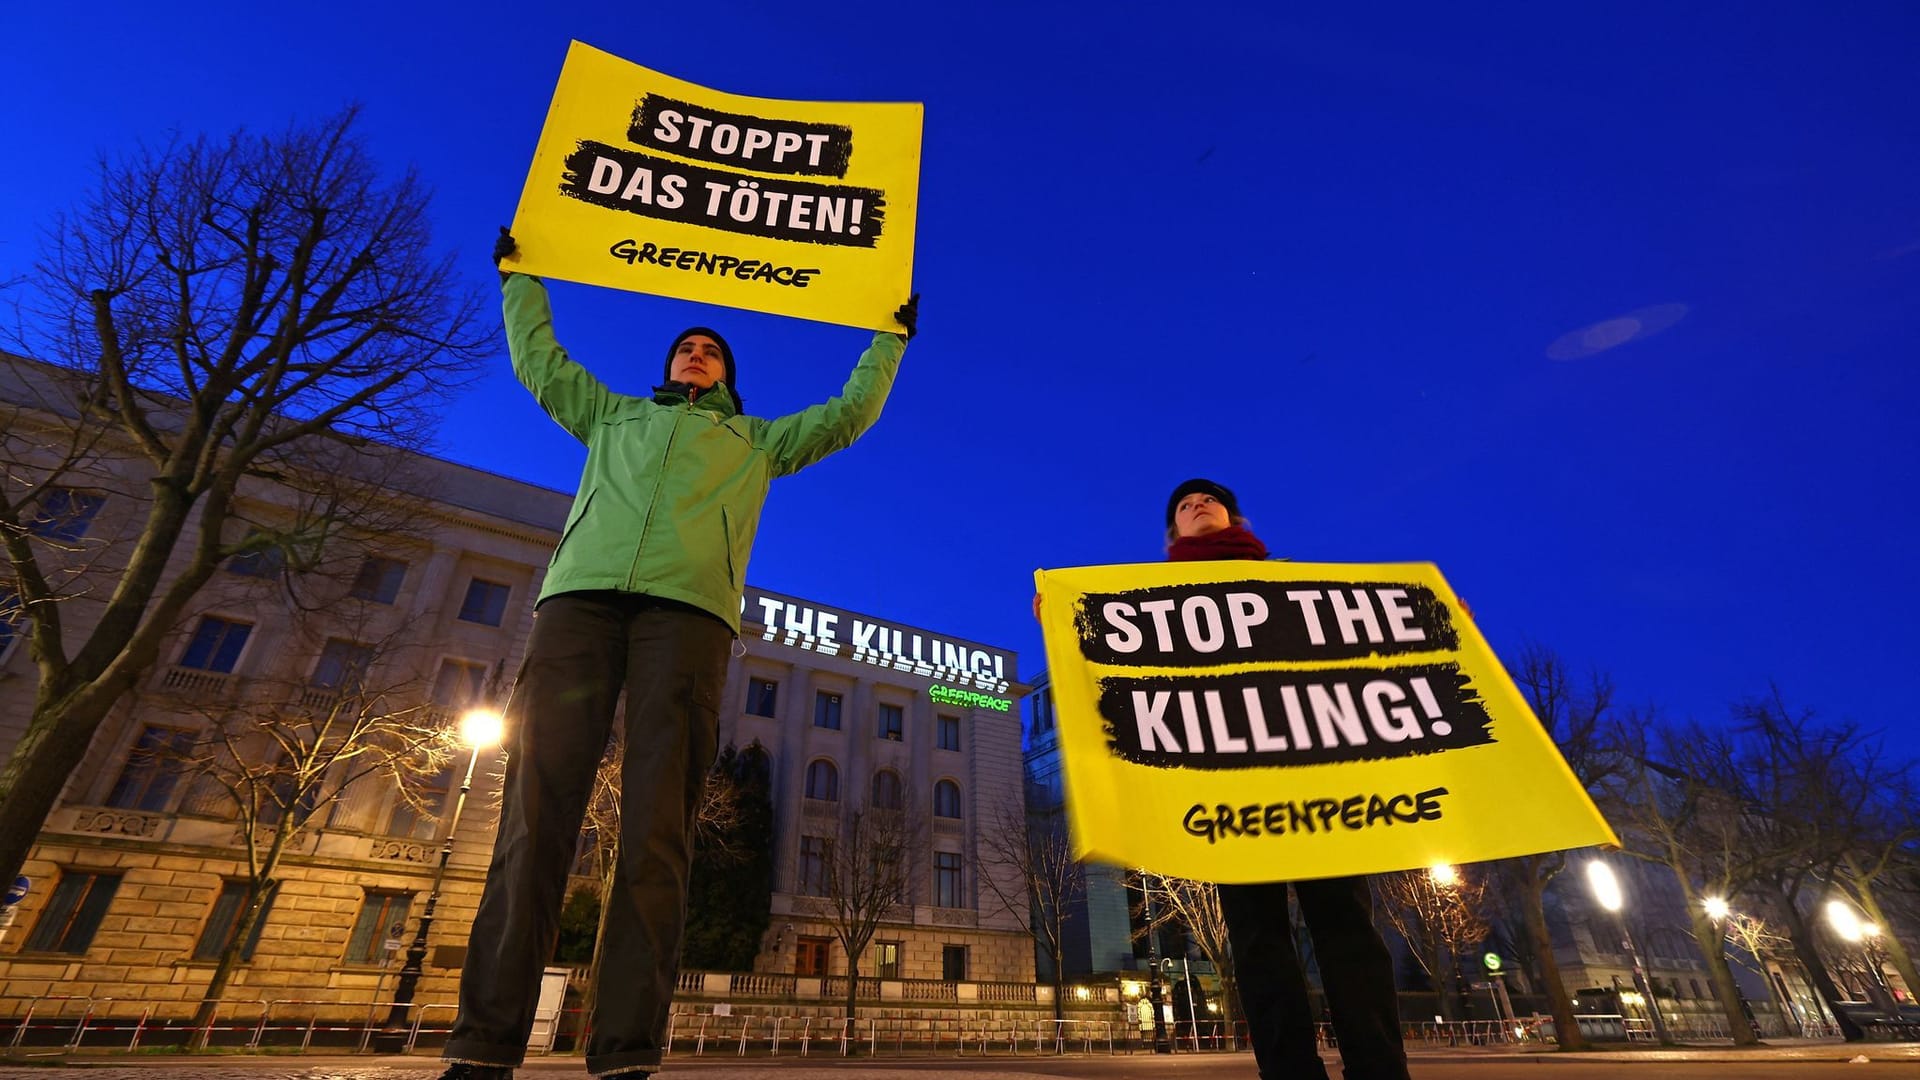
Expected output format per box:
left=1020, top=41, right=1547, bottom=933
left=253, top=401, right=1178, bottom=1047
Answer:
left=298, top=687, right=343, bottom=710
left=156, top=665, right=240, bottom=699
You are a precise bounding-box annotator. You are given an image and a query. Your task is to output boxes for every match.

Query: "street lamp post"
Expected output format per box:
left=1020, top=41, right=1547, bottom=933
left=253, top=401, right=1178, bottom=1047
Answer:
left=1428, top=863, right=1472, bottom=1026
left=1702, top=897, right=1761, bottom=1039
left=1587, top=860, right=1673, bottom=1045
left=384, top=708, right=504, bottom=1032
left=1826, top=899, right=1896, bottom=1012
left=1142, top=875, right=1170, bottom=1053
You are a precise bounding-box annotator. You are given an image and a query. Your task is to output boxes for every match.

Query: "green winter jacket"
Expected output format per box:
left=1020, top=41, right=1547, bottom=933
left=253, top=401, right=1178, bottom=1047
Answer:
left=503, top=274, right=905, bottom=633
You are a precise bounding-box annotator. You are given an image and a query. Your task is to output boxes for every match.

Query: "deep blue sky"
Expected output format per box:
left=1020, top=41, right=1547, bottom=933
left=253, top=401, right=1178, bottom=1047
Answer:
left=6, top=3, right=1916, bottom=758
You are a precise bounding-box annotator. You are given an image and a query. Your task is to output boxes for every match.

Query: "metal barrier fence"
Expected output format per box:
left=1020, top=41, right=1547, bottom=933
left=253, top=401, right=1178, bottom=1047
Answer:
left=656, top=1011, right=1120, bottom=1056
left=1, top=994, right=475, bottom=1054
left=2, top=991, right=1857, bottom=1059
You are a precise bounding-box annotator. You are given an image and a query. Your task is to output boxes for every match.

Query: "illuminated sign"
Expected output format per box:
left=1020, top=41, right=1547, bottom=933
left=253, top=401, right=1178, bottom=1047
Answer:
left=929, top=685, right=1011, bottom=712
left=743, top=587, right=1014, bottom=695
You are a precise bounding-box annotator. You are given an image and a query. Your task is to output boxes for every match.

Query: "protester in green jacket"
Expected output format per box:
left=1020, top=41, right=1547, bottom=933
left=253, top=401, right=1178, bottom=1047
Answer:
left=442, top=231, right=916, bottom=1080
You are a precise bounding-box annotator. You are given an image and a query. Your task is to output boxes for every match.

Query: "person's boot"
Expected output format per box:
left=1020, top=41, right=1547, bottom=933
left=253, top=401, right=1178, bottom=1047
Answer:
left=437, top=1064, right=511, bottom=1080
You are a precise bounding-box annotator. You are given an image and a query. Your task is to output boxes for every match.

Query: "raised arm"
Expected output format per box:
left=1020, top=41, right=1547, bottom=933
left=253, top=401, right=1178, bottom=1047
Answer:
left=756, top=330, right=907, bottom=477
left=496, top=229, right=614, bottom=442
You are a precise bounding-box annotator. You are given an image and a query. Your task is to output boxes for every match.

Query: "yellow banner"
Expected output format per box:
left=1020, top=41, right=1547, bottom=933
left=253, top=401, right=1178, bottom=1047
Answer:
left=506, top=42, right=921, bottom=331
left=1036, top=561, right=1616, bottom=883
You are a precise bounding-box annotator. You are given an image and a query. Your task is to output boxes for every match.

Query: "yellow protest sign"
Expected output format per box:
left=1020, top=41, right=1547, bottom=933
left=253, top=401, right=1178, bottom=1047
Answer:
left=1035, top=561, right=1616, bottom=883
left=505, top=42, right=921, bottom=331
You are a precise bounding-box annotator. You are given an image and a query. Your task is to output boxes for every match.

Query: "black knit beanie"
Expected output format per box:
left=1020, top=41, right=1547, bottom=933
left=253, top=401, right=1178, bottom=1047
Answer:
left=1165, top=478, right=1239, bottom=528
left=663, top=327, right=741, bottom=410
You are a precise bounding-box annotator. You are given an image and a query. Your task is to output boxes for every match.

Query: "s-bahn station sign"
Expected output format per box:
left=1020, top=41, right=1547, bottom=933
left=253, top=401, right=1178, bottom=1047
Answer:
left=742, top=586, right=1013, bottom=697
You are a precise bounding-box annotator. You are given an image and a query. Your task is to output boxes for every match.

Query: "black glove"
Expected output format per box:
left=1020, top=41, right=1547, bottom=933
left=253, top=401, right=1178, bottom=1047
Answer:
left=495, top=227, right=518, bottom=282
left=893, top=293, right=919, bottom=340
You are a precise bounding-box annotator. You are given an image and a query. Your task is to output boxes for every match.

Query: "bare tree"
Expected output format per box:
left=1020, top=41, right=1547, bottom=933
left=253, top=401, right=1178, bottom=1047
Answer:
left=1607, top=712, right=1765, bottom=1045
left=796, top=800, right=923, bottom=1024
left=1834, top=772, right=1920, bottom=1000
left=1499, top=643, right=1624, bottom=1049
left=1722, top=689, right=1891, bottom=1042
left=1133, top=874, right=1237, bottom=1035
left=164, top=611, right=457, bottom=1047
left=976, top=798, right=1080, bottom=1019
left=572, top=734, right=747, bottom=1027
left=0, top=107, right=487, bottom=886
left=1373, top=865, right=1491, bottom=1021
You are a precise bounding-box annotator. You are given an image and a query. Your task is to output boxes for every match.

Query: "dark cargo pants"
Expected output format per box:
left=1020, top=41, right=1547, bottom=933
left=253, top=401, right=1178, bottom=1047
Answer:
left=444, top=592, right=731, bottom=1076
left=1220, top=876, right=1410, bottom=1080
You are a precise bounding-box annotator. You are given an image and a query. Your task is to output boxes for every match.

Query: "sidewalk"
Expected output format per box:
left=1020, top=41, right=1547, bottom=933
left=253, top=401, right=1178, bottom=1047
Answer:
left=1403, top=1036, right=1920, bottom=1062
left=3, top=1037, right=1916, bottom=1069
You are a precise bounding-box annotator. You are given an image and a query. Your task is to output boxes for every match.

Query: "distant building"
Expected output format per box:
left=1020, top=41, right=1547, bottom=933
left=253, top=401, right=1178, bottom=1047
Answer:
left=727, top=587, right=1033, bottom=983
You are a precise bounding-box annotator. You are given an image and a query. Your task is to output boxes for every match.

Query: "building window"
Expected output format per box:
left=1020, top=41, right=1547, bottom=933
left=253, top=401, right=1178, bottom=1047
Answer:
left=938, top=714, right=961, bottom=751
left=795, top=935, right=831, bottom=976
left=813, top=691, right=842, bottom=730
left=458, top=578, right=511, bottom=626
left=180, top=616, right=252, bottom=673
left=1031, top=689, right=1055, bottom=736
left=804, top=759, right=839, bottom=802
left=431, top=659, right=490, bottom=710
left=942, top=943, right=968, bottom=982
left=256, top=768, right=321, bottom=828
left=310, top=637, right=374, bottom=691
left=871, top=769, right=904, bottom=811
left=933, top=779, right=963, bottom=819
left=934, top=851, right=964, bottom=909
left=105, top=725, right=195, bottom=811
left=799, top=836, right=834, bottom=897
left=344, top=891, right=412, bottom=964
left=29, top=488, right=105, bottom=542
left=874, top=940, right=902, bottom=980
left=877, top=703, right=904, bottom=741
left=746, top=677, right=779, bottom=718
left=350, top=557, right=408, bottom=604
left=23, top=871, right=122, bottom=955
left=193, top=881, right=275, bottom=962
left=225, top=540, right=285, bottom=579
left=386, top=764, right=454, bottom=840
left=1025, top=759, right=1064, bottom=810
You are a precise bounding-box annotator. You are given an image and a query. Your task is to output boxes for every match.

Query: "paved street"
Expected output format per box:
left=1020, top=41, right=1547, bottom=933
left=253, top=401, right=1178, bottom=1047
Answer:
left=4, top=1043, right=1918, bottom=1080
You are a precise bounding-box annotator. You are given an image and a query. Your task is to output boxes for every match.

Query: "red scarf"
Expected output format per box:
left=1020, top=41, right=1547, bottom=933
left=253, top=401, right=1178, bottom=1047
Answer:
left=1167, top=524, right=1269, bottom=563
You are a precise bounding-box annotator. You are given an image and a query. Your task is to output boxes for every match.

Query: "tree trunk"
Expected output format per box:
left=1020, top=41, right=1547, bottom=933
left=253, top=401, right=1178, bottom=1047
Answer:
left=186, top=881, right=277, bottom=1049
left=0, top=697, right=112, bottom=888
left=842, top=946, right=863, bottom=1051
left=581, top=852, right=619, bottom=1030
left=1517, top=868, right=1588, bottom=1049
left=1773, top=890, right=1864, bottom=1041
left=1052, top=962, right=1065, bottom=1020
left=1428, top=939, right=1458, bottom=1021
left=1687, top=906, right=1760, bottom=1045
left=1855, top=878, right=1920, bottom=1005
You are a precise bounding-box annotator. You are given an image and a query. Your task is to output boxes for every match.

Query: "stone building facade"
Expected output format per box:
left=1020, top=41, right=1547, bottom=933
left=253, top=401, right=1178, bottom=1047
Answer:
left=724, top=586, right=1034, bottom=985
left=0, top=354, right=1034, bottom=1024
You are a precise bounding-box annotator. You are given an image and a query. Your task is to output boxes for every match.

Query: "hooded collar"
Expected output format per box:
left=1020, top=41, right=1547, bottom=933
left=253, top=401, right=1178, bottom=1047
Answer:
left=652, top=380, right=741, bottom=420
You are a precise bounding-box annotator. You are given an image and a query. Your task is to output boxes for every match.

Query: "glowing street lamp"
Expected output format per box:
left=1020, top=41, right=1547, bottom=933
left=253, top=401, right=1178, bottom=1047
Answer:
left=1700, top=896, right=1761, bottom=1039
left=1827, top=900, right=1896, bottom=1010
left=385, top=708, right=505, bottom=1030
left=1586, top=860, right=1672, bottom=1044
